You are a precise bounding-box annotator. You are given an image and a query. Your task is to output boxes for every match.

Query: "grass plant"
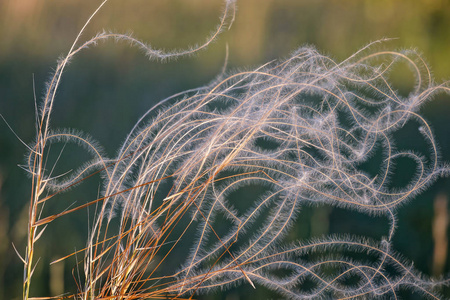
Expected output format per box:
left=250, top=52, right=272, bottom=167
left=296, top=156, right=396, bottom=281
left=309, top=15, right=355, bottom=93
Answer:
left=18, top=1, right=449, bottom=299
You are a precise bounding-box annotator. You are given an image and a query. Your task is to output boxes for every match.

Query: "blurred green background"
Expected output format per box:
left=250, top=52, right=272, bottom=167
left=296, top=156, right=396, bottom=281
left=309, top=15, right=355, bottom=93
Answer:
left=1, top=0, right=450, bottom=299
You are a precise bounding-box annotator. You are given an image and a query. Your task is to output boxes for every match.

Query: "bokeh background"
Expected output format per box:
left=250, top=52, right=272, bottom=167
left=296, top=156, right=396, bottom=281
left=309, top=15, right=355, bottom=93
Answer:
left=1, top=0, right=450, bottom=299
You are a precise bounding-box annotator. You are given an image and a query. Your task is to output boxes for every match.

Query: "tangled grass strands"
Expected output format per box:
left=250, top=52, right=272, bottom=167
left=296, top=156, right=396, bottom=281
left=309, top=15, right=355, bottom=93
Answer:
left=19, top=1, right=450, bottom=299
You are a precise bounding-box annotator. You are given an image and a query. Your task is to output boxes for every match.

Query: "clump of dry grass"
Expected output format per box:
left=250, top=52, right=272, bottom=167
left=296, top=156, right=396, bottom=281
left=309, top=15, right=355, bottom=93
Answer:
left=20, top=1, right=449, bottom=299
